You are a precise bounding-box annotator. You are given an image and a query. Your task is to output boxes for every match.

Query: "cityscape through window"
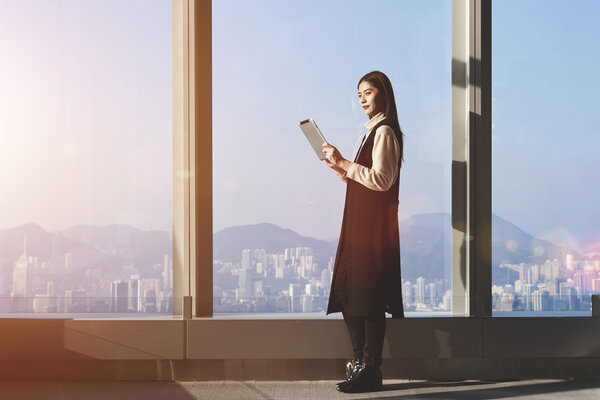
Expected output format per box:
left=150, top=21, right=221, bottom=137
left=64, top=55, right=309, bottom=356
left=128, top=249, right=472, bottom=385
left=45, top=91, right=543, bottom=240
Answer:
left=213, top=0, right=452, bottom=317
left=0, top=0, right=173, bottom=317
left=491, top=0, right=600, bottom=316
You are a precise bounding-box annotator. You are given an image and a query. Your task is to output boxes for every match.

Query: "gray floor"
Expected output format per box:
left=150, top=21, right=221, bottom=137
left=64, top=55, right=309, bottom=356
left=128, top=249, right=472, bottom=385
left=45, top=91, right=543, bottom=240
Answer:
left=2, top=379, right=600, bottom=400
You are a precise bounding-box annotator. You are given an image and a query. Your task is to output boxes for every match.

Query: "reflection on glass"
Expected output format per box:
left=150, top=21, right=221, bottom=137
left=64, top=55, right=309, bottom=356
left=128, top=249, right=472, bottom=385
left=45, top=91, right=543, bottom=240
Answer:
left=213, top=1, right=451, bottom=317
left=492, top=1, right=600, bottom=315
left=0, top=0, right=172, bottom=317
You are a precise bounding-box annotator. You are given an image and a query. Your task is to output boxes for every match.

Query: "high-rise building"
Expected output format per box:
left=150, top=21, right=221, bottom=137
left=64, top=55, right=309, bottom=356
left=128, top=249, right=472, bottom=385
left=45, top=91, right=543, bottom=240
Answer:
left=65, top=252, right=72, bottom=269
left=403, top=281, right=413, bottom=305
left=566, top=254, right=574, bottom=271
left=138, top=278, right=161, bottom=312
left=574, top=271, right=584, bottom=291
left=163, top=254, right=171, bottom=293
left=532, top=290, right=542, bottom=311
left=441, top=290, right=452, bottom=311
left=517, top=263, right=525, bottom=281
left=321, top=269, right=331, bottom=290
left=584, top=271, right=595, bottom=292
left=559, top=282, right=574, bottom=310
left=525, top=283, right=534, bottom=310
left=238, top=268, right=253, bottom=298
left=111, top=281, right=128, bottom=312
left=254, top=249, right=267, bottom=268
left=275, top=264, right=284, bottom=279
left=289, top=283, right=302, bottom=312
left=12, top=234, right=32, bottom=302
left=144, top=288, right=157, bottom=313
left=593, top=278, right=600, bottom=293
left=416, top=277, right=425, bottom=305
left=427, top=282, right=436, bottom=306
left=128, top=277, right=139, bottom=312
left=241, top=249, right=253, bottom=270
left=284, top=248, right=292, bottom=262
left=530, top=264, right=540, bottom=284
left=551, top=259, right=561, bottom=280
left=302, top=295, right=312, bottom=313
left=515, top=279, right=524, bottom=294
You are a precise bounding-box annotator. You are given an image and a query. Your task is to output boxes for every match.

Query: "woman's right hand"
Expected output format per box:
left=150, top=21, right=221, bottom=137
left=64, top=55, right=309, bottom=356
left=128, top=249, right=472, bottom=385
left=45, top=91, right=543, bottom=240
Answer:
left=322, top=142, right=350, bottom=173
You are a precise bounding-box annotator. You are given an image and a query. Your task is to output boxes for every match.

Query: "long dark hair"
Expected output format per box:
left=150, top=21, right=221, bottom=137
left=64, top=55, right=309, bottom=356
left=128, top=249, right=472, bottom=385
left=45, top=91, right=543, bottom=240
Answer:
left=358, top=70, right=405, bottom=168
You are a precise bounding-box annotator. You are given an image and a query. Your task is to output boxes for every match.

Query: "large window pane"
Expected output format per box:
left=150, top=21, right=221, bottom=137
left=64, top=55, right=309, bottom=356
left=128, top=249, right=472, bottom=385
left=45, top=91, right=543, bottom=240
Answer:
left=0, top=0, right=172, bottom=317
left=492, top=0, right=599, bottom=316
left=213, top=0, right=452, bottom=317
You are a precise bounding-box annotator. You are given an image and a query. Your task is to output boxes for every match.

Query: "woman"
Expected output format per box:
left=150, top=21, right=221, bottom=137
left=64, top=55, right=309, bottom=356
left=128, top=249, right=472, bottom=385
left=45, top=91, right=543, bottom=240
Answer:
left=322, top=70, right=404, bottom=393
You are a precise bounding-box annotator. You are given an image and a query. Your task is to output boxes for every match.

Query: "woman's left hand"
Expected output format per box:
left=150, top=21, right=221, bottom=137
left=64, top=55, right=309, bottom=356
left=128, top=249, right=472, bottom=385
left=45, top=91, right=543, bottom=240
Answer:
left=322, top=143, right=350, bottom=171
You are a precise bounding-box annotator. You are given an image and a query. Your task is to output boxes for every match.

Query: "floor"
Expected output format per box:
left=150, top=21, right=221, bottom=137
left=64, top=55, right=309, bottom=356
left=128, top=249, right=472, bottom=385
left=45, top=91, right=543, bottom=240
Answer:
left=1, top=379, right=600, bottom=399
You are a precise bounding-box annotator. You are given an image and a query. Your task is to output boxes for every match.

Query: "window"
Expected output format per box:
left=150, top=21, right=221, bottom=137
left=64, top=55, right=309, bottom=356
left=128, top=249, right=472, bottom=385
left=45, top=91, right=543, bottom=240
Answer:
left=0, top=0, right=173, bottom=317
left=492, top=0, right=599, bottom=316
left=212, top=0, right=452, bottom=317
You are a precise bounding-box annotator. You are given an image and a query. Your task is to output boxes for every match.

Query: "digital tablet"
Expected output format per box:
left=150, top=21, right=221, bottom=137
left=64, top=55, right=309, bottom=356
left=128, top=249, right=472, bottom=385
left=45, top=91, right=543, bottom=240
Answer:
left=299, top=118, right=327, bottom=160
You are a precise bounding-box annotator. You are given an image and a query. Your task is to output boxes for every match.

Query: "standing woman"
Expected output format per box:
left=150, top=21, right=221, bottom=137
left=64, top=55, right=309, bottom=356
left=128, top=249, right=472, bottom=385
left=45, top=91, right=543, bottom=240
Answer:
left=322, top=70, right=404, bottom=393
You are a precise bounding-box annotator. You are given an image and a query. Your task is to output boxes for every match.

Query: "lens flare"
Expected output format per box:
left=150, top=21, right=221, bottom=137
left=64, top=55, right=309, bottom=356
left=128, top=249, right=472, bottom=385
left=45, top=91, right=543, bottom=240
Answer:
left=533, top=246, right=545, bottom=257
left=506, top=239, right=518, bottom=252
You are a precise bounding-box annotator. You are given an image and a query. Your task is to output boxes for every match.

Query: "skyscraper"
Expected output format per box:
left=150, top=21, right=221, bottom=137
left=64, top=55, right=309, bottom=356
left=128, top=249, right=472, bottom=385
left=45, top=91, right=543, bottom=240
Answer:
left=12, top=234, right=32, bottom=300
left=238, top=268, right=253, bottom=298
left=163, top=254, right=171, bottom=293
left=416, top=277, right=425, bottom=305
left=128, top=277, right=140, bottom=312
left=403, top=281, right=413, bottom=306
left=241, top=249, right=253, bottom=270
left=111, top=281, right=128, bottom=313
left=566, top=254, right=574, bottom=271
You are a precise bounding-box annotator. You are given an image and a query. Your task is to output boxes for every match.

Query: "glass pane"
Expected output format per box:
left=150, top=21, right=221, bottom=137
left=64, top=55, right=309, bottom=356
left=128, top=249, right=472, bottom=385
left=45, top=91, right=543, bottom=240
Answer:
left=0, top=0, right=173, bottom=317
left=492, top=0, right=599, bottom=316
left=213, top=0, right=452, bottom=317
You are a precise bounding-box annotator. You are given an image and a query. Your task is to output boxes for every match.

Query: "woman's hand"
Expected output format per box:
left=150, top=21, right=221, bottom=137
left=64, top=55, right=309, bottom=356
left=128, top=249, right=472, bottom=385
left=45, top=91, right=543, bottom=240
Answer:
left=322, top=143, right=351, bottom=172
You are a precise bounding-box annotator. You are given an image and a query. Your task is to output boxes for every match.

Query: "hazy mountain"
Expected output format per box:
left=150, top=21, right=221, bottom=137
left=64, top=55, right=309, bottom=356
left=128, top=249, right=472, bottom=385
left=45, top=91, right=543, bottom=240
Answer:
left=0, top=223, right=170, bottom=281
left=0, top=214, right=579, bottom=291
left=213, top=213, right=578, bottom=288
left=0, top=223, right=90, bottom=261
left=213, top=214, right=453, bottom=285
left=213, top=223, right=337, bottom=269
left=60, top=224, right=172, bottom=275
left=491, top=214, right=576, bottom=285
left=398, top=212, right=451, bottom=285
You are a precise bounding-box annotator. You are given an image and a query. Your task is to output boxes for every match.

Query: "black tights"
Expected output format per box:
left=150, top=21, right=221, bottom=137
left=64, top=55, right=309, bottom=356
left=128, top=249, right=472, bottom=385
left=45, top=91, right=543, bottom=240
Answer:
left=342, top=311, right=386, bottom=367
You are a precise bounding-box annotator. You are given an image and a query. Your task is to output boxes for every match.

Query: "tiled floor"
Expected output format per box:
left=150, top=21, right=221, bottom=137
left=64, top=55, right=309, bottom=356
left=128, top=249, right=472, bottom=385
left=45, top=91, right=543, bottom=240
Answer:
left=2, top=379, right=600, bottom=399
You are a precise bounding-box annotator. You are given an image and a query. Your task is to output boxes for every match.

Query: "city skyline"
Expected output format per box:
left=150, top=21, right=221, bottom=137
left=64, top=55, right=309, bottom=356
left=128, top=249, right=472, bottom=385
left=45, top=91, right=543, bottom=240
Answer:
left=2, top=213, right=599, bottom=314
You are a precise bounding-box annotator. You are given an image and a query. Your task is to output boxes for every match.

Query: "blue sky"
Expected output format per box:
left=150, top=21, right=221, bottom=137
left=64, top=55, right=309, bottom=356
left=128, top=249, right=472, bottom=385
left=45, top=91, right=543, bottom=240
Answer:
left=213, top=0, right=452, bottom=239
left=492, top=0, right=600, bottom=251
left=1, top=0, right=599, bottom=253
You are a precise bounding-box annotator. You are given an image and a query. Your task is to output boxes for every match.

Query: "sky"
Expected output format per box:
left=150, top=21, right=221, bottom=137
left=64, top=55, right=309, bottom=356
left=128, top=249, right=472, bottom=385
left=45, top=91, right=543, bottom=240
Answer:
left=0, top=0, right=172, bottom=232
left=1, top=0, right=600, bottom=251
left=492, top=0, right=600, bottom=251
left=212, top=0, right=452, bottom=240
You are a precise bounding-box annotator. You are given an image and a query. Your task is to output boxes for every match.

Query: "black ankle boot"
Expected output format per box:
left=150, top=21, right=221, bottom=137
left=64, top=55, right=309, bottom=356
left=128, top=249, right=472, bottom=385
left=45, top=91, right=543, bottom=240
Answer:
left=336, top=363, right=383, bottom=393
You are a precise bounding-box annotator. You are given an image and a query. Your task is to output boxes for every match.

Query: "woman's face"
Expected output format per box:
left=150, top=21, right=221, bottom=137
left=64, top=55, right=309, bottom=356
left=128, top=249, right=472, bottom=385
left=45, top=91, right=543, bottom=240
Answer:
left=358, top=81, right=383, bottom=118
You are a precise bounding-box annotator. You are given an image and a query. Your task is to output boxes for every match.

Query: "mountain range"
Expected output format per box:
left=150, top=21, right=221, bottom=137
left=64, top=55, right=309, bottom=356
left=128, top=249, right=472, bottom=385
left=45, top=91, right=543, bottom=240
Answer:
left=212, top=213, right=575, bottom=286
left=0, top=213, right=579, bottom=288
left=0, top=223, right=170, bottom=282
